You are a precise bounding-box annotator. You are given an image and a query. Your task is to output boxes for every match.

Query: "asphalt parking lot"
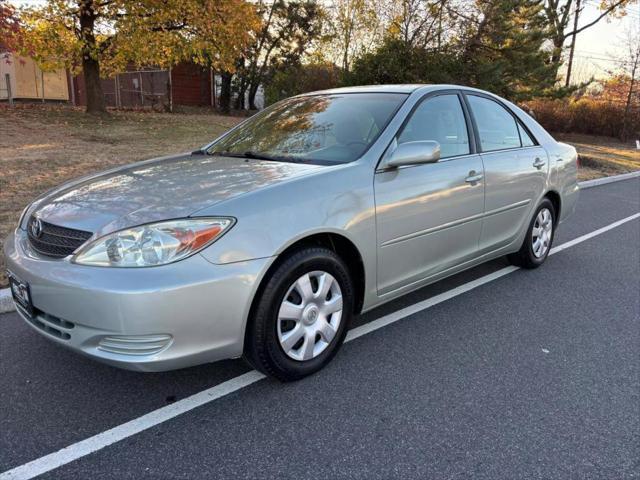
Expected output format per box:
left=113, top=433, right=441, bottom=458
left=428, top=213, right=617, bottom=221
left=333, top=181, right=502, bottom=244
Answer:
left=1, top=178, right=639, bottom=480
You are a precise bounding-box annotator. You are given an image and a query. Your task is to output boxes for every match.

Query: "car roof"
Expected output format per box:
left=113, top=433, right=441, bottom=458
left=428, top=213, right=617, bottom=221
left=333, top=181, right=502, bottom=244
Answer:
left=299, top=84, right=485, bottom=96
left=296, top=84, right=556, bottom=147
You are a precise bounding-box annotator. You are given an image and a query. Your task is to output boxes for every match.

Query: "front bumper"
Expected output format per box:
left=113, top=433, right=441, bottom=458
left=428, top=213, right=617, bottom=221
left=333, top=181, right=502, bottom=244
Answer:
left=4, top=229, right=273, bottom=371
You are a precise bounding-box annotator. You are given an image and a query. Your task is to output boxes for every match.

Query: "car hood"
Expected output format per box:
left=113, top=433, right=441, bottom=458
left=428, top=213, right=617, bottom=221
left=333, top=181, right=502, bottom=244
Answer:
left=31, top=153, right=323, bottom=236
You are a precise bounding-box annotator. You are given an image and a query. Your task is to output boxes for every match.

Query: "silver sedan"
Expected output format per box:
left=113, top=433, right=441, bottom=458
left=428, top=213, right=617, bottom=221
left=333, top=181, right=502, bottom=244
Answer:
left=4, top=85, right=579, bottom=381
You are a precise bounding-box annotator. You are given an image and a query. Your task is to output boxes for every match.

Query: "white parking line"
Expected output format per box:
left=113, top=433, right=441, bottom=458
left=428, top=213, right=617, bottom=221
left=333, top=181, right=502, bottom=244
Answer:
left=2, top=212, right=639, bottom=480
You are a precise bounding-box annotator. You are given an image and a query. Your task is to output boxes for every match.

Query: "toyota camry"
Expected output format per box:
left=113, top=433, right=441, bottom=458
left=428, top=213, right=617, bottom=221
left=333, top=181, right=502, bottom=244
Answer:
left=4, top=85, right=579, bottom=381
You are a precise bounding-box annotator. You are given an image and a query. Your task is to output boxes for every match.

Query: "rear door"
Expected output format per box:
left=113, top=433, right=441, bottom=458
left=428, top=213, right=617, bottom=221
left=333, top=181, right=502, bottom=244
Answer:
left=464, top=94, right=548, bottom=253
left=374, top=92, right=485, bottom=295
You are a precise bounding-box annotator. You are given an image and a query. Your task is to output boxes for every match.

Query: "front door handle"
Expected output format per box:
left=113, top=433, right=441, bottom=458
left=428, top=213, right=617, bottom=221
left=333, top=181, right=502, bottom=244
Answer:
left=533, top=157, right=546, bottom=169
left=465, top=171, right=483, bottom=184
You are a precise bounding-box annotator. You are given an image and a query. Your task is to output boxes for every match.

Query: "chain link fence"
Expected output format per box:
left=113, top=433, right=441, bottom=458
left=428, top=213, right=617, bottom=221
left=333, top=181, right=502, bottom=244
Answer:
left=103, top=69, right=170, bottom=110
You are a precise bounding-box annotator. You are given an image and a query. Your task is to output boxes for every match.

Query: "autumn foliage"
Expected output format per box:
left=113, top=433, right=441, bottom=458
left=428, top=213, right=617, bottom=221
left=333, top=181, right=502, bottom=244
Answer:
left=525, top=76, right=640, bottom=140
left=0, top=1, right=21, bottom=52
left=11, top=0, right=260, bottom=113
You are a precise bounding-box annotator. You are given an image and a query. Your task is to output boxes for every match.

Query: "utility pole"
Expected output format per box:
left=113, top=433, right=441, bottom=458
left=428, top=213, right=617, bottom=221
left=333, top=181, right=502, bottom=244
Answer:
left=565, top=0, right=582, bottom=87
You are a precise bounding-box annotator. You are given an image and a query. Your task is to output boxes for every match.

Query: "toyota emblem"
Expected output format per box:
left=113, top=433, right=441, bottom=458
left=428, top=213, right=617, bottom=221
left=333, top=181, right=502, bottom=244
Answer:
left=30, top=217, right=43, bottom=238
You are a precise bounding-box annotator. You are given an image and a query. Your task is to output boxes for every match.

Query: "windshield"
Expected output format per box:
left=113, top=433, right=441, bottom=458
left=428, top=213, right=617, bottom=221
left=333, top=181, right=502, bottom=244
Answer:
left=208, top=93, right=407, bottom=164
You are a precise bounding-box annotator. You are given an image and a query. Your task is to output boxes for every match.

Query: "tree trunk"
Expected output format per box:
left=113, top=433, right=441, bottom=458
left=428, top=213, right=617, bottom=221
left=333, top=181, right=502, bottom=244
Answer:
left=219, top=71, right=232, bottom=114
left=79, top=0, right=106, bottom=114
left=248, top=82, right=260, bottom=110
left=82, top=56, right=105, bottom=114
left=234, top=83, right=246, bottom=110
left=550, top=37, right=565, bottom=79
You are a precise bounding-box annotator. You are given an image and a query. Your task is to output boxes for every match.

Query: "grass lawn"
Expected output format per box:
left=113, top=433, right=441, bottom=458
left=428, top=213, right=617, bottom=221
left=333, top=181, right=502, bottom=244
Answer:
left=0, top=106, right=638, bottom=289
left=553, top=132, right=640, bottom=181
left=0, top=105, right=242, bottom=288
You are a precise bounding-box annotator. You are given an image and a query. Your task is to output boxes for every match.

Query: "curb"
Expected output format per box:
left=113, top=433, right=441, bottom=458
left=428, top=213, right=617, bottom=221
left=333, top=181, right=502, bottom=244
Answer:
left=0, top=288, right=13, bottom=314
left=1, top=170, right=639, bottom=315
left=578, top=170, right=640, bottom=189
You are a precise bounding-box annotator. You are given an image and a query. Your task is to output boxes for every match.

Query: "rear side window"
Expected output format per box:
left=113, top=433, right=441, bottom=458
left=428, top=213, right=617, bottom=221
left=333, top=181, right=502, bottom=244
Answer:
left=398, top=94, right=470, bottom=159
left=518, top=123, right=536, bottom=147
left=467, top=95, right=520, bottom=152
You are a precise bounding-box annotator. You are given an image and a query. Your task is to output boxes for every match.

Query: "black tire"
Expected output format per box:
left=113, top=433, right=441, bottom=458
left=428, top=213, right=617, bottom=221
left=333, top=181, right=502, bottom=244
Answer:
left=244, top=247, right=354, bottom=382
left=508, top=198, right=556, bottom=269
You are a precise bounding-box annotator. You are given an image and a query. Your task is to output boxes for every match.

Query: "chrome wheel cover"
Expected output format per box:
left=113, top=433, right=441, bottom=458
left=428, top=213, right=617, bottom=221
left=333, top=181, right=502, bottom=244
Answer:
left=532, top=207, right=553, bottom=258
left=277, top=271, right=343, bottom=361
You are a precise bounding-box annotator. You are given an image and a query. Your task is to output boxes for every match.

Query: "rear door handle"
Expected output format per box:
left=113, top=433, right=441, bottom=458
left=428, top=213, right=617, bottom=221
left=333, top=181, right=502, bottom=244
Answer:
left=533, top=158, right=546, bottom=169
left=465, top=171, right=483, bottom=184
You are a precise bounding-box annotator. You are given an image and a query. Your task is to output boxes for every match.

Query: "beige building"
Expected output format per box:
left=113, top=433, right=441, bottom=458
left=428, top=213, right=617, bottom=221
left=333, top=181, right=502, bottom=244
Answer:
left=0, top=52, right=69, bottom=101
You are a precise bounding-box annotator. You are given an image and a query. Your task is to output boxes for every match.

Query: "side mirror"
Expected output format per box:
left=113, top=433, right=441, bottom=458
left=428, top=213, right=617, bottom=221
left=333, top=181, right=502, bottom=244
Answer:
left=385, top=140, right=441, bottom=168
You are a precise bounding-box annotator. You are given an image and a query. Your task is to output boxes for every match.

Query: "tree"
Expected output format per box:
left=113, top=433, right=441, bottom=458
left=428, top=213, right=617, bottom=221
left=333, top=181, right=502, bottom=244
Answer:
left=348, top=0, right=561, bottom=101
left=0, top=1, right=21, bottom=52
left=455, top=0, right=559, bottom=99
left=385, top=0, right=448, bottom=49
left=619, top=26, right=640, bottom=140
left=264, top=61, right=340, bottom=105
left=325, top=0, right=381, bottom=72
left=542, top=0, right=635, bottom=80
left=17, top=0, right=258, bottom=114
left=234, top=0, right=327, bottom=111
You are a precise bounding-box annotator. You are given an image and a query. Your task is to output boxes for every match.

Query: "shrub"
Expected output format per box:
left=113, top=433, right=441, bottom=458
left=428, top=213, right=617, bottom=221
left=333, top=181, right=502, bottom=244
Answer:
left=264, top=63, right=340, bottom=106
left=524, top=77, right=639, bottom=140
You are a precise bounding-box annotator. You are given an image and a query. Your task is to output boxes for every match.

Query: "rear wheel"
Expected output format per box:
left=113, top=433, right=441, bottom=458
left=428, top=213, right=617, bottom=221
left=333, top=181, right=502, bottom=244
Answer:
left=508, top=198, right=556, bottom=269
left=244, top=247, right=353, bottom=382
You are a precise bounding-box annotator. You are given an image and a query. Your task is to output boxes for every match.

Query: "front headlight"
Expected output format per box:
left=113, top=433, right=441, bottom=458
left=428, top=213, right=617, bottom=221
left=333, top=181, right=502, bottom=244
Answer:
left=73, top=217, right=234, bottom=267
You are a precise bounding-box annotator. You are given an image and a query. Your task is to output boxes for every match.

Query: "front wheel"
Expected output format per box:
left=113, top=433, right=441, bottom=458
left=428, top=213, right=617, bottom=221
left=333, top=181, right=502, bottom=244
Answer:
left=244, top=247, right=354, bottom=382
left=508, top=198, right=556, bottom=269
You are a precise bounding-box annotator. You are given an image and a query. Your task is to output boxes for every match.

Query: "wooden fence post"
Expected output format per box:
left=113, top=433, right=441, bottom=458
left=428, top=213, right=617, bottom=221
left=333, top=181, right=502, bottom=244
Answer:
left=5, top=73, right=13, bottom=106
left=115, top=75, right=121, bottom=108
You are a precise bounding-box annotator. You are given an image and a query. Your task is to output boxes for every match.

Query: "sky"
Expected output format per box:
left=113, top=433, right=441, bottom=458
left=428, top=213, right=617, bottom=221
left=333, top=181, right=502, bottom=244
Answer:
left=12, top=0, right=640, bottom=82
left=568, top=0, right=640, bottom=82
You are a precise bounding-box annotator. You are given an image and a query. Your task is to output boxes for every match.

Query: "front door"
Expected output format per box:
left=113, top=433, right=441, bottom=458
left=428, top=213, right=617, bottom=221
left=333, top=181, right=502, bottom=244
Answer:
left=374, top=93, right=485, bottom=295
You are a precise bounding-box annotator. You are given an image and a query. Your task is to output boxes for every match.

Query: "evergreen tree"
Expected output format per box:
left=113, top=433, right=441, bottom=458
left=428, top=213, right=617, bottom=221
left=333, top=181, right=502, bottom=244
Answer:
left=346, top=0, right=563, bottom=101
left=457, top=0, right=559, bottom=100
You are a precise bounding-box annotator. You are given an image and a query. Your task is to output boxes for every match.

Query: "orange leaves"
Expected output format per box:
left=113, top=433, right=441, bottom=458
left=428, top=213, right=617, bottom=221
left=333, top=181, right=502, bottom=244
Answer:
left=16, top=0, right=260, bottom=75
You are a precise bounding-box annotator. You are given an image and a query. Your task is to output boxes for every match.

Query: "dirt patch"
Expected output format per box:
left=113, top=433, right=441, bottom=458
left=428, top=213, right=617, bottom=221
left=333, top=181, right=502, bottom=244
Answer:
left=0, top=104, right=241, bottom=287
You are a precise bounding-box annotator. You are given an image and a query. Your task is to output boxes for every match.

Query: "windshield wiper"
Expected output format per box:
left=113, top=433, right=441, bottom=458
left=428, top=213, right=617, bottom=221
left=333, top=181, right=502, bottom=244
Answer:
left=209, top=150, right=301, bottom=162
left=243, top=151, right=283, bottom=161
left=208, top=150, right=265, bottom=159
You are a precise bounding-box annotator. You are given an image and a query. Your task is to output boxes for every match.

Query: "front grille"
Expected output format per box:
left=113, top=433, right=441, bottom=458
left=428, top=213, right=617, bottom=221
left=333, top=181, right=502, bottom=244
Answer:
left=27, top=216, right=93, bottom=258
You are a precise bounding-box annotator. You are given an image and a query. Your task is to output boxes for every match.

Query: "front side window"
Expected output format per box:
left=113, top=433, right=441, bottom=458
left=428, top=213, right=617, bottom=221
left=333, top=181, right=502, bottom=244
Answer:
left=467, top=95, right=521, bottom=152
left=398, top=94, right=470, bottom=159
left=208, top=93, right=407, bottom=164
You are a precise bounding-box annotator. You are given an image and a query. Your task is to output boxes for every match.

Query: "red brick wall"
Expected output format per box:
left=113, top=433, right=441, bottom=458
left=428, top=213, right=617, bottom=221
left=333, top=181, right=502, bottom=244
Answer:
left=170, top=63, right=212, bottom=107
